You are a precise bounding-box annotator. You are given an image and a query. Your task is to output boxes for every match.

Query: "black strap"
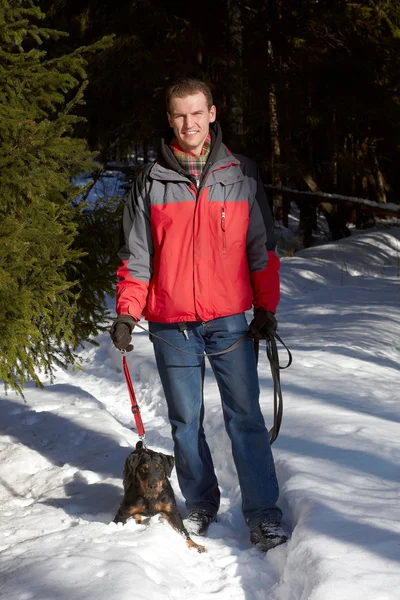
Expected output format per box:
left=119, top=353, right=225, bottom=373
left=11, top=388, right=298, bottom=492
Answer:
left=134, top=321, right=291, bottom=444
left=135, top=322, right=248, bottom=357
left=254, top=329, right=292, bottom=444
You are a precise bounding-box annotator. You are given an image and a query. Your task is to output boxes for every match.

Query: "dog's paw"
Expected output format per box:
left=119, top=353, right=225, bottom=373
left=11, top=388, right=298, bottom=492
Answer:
left=186, top=539, right=206, bottom=553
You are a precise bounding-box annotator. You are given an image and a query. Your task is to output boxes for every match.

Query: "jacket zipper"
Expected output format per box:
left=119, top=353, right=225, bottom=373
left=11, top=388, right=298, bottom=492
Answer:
left=190, top=164, right=237, bottom=316
left=221, top=206, right=227, bottom=254
left=191, top=182, right=200, bottom=318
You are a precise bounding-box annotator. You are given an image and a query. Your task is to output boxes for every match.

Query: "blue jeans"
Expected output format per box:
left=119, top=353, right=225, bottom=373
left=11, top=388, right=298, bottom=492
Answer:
left=149, top=313, right=282, bottom=529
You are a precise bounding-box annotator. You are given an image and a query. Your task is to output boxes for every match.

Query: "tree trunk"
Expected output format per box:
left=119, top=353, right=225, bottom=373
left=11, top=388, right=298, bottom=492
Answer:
left=267, top=10, right=287, bottom=226
left=371, top=145, right=387, bottom=203
left=331, top=110, right=338, bottom=191
left=227, top=0, right=244, bottom=145
left=303, top=174, right=350, bottom=241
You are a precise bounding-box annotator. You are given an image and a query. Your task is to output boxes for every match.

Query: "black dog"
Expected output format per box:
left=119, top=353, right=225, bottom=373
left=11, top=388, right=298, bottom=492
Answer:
left=114, top=441, right=205, bottom=553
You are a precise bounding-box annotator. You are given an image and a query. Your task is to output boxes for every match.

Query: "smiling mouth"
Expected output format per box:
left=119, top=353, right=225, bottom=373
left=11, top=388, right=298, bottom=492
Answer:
left=182, top=131, right=199, bottom=135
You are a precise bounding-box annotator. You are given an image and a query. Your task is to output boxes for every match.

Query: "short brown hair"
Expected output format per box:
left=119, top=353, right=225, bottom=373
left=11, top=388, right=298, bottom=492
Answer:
left=166, top=78, right=214, bottom=112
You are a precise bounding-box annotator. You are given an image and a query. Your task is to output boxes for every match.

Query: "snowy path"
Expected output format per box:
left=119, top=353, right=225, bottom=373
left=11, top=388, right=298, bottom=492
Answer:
left=1, top=228, right=400, bottom=599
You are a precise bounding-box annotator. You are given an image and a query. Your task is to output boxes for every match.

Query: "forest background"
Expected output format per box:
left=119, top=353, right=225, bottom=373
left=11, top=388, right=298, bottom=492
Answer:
left=1, top=0, right=400, bottom=392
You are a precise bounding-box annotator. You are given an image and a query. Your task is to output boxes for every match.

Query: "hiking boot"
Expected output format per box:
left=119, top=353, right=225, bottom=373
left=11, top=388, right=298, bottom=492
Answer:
left=250, top=520, right=288, bottom=552
left=184, top=509, right=217, bottom=536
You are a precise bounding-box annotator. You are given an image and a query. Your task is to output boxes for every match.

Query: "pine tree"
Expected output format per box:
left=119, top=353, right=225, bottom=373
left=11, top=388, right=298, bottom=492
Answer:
left=0, top=0, right=113, bottom=393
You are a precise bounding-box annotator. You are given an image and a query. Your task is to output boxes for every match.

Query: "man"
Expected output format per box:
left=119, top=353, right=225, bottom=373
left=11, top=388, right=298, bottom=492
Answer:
left=110, top=78, right=287, bottom=552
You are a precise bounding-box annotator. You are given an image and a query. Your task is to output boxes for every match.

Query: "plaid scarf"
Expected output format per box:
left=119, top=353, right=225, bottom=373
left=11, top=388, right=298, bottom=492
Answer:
left=170, top=134, right=211, bottom=184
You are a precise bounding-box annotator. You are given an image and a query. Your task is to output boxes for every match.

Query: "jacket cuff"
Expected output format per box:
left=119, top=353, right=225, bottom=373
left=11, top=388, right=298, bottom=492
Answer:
left=251, top=251, right=280, bottom=313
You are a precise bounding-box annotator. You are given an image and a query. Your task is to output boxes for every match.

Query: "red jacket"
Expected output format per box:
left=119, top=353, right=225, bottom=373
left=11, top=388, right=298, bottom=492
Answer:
left=116, top=123, right=280, bottom=322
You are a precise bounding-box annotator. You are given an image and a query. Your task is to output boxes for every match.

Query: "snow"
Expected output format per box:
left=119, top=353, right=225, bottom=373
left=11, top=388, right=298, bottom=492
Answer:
left=74, top=170, right=129, bottom=206
left=1, top=227, right=400, bottom=600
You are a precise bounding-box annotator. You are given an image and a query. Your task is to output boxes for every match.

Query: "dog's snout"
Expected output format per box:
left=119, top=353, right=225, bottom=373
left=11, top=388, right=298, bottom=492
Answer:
left=148, top=480, right=158, bottom=489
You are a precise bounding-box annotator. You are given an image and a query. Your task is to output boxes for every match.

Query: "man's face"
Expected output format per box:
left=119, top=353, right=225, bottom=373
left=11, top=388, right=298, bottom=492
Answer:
left=167, top=92, right=216, bottom=157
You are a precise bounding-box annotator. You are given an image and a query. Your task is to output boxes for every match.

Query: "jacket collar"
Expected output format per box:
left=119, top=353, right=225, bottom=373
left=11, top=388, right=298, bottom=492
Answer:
left=152, top=122, right=240, bottom=183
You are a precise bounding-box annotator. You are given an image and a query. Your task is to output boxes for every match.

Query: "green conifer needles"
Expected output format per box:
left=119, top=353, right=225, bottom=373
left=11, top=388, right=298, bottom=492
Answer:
left=0, top=1, right=113, bottom=393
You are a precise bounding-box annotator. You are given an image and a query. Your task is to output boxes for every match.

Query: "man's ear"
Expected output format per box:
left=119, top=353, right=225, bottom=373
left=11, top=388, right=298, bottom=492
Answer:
left=160, top=453, right=175, bottom=478
left=209, top=105, right=216, bottom=123
left=167, top=112, right=173, bottom=127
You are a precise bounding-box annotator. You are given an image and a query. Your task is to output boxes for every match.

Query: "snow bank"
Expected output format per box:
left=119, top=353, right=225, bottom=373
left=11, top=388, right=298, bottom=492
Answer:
left=1, top=227, right=399, bottom=599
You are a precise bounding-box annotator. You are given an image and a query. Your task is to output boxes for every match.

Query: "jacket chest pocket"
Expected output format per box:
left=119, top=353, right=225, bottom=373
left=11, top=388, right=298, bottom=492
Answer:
left=210, top=199, right=249, bottom=257
left=208, top=179, right=250, bottom=255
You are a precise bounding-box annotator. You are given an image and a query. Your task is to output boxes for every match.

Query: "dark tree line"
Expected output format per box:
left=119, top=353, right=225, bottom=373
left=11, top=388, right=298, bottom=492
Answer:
left=39, top=0, right=400, bottom=209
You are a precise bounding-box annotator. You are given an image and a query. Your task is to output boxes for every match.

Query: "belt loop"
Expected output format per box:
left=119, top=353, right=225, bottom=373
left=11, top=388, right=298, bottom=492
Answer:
left=177, top=322, right=189, bottom=341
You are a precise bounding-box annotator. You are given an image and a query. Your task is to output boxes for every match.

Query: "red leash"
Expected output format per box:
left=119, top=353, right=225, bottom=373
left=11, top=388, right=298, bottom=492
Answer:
left=122, top=354, right=146, bottom=440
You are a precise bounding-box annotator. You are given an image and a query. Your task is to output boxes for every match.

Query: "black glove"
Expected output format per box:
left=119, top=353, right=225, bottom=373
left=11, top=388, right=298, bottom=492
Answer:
left=249, top=308, right=277, bottom=340
left=110, top=314, right=137, bottom=351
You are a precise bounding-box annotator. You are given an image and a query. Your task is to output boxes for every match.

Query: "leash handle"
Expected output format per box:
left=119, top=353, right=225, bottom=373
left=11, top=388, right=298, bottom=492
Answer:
left=254, top=331, right=292, bottom=370
left=122, top=354, right=146, bottom=438
left=269, top=332, right=292, bottom=369
left=254, top=329, right=292, bottom=444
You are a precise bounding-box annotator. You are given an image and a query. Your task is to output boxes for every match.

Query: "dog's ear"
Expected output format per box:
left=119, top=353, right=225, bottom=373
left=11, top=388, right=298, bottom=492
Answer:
left=160, top=453, right=175, bottom=478
left=123, top=451, right=143, bottom=484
